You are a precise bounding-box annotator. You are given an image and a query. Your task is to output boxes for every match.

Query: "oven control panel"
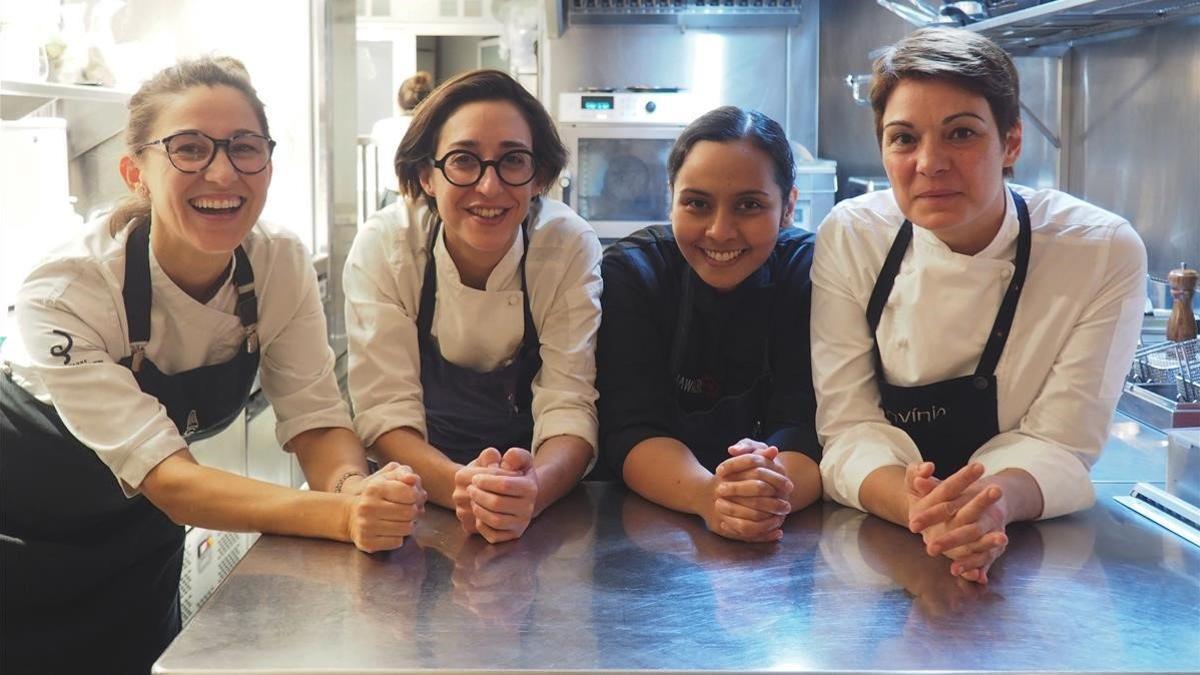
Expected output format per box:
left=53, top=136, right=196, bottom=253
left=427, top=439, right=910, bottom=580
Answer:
left=558, top=92, right=702, bottom=125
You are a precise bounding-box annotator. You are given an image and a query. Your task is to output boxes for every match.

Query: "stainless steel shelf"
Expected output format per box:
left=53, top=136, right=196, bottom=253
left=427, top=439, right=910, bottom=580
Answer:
left=966, top=0, right=1200, bottom=51
left=1, top=80, right=131, bottom=158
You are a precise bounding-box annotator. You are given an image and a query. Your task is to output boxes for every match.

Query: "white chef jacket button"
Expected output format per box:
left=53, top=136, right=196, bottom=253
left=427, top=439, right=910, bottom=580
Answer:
left=508, top=296, right=518, bottom=306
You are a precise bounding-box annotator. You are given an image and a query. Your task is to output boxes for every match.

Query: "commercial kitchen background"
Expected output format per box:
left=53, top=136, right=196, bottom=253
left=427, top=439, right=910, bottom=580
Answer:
left=1, top=0, right=1197, bottom=624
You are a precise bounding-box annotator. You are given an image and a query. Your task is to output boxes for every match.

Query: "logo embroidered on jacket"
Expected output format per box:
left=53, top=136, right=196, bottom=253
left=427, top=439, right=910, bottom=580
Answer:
left=49, top=330, right=74, bottom=364
left=676, top=373, right=720, bottom=398
left=184, top=410, right=200, bottom=436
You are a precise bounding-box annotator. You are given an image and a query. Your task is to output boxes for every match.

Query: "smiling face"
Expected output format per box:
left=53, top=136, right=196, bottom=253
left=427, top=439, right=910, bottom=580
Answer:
left=671, top=139, right=795, bottom=292
left=120, top=84, right=271, bottom=259
left=419, top=100, right=540, bottom=275
left=880, top=78, right=1022, bottom=254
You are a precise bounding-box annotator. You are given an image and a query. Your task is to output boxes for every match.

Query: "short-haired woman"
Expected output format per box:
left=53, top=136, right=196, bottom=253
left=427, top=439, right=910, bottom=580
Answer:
left=598, top=106, right=823, bottom=542
left=812, top=28, right=1146, bottom=582
left=0, top=57, right=425, bottom=675
left=344, top=69, right=602, bottom=544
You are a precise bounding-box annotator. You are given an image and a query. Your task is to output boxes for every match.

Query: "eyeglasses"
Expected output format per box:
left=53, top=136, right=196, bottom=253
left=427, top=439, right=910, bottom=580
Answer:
left=136, top=131, right=276, bottom=175
left=431, top=149, right=537, bottom=187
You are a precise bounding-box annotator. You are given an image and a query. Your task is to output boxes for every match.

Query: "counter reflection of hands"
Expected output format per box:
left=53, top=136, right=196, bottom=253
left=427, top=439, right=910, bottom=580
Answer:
left=348, top=462, right=427, bottom=553
left=905, top=462, right=1009, bottom=584
left=450, top=538, right=538, bottom=623
left=859, top=515, right=995, bottom=621
left=705, top=439, right=793, bottom=543
left=453, top=447, right=539, bottom=544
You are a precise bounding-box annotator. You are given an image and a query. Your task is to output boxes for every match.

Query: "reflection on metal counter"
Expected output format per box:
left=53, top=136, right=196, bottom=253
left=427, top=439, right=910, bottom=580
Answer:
left=156, top=478, right=1200, bottom=674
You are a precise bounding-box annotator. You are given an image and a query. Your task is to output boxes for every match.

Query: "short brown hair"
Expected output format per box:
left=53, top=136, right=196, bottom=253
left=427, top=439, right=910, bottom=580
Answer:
left=108, top=56, right=269, bottom=234
left=395, top=69, right=567, bottom=211
left=870, top=28, right=1020, bottom=147
left=398, top=71, right=433, bottom=111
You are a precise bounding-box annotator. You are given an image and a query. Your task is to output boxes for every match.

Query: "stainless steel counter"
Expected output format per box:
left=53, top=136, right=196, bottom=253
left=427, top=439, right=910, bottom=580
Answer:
left=155, top=465, right=1200, bottom=673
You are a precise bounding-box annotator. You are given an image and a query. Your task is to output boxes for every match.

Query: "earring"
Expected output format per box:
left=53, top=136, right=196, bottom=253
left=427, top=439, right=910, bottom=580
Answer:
left=136, top=183, right=150, bottom=199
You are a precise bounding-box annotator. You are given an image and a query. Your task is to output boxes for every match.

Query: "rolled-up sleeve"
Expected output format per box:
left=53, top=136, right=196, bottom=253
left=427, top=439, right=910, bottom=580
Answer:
left=811, top=212, right=920, bottom=511
left=343, top=215, right=428, bottom=447
left=529, top=222, right=603, bottom=461
left=16, top=261, right=187, bottom=495
left=259, top=242, right=353, bottom=447
left=972, top=223, right=1146, bottom=519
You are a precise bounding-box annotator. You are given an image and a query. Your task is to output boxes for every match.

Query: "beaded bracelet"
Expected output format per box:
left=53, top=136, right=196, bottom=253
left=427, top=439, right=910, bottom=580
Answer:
left=333, top=471, right=366, bottom=494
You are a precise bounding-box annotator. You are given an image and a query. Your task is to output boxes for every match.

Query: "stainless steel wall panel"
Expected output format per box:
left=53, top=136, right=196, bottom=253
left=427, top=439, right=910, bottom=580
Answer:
left=1068, top=17, right=1200, bottom=278
left=546, top=12, right=820, bottom=151
left=816, top=1, right=910, bottom=200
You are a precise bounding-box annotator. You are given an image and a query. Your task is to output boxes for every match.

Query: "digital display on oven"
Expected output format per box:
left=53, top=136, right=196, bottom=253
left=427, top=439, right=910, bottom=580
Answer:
left=581, top=95, right=615, bottom=111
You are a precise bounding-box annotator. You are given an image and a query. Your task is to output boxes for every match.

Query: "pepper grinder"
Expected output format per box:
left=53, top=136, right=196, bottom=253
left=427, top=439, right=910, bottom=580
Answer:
left=1166, top=263, right=1198, bottom=342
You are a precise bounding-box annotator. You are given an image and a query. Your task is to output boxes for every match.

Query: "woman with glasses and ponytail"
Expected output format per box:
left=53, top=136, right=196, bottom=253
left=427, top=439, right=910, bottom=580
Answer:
left=0, top=57, right=425, bottom=675
left=343, top=69, right=602, bottom=545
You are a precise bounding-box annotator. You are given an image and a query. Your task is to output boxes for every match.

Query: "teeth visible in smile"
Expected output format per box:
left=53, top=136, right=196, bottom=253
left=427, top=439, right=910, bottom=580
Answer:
left=190, top=197, right=244, bottom=210
left=468, top=207, right=505, bottom=218
left=702, top=248, right=745, bottom=263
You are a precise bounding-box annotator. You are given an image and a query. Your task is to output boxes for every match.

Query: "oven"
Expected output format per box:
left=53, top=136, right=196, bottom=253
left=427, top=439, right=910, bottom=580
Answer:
left=555, top=91, right=703, bottom=242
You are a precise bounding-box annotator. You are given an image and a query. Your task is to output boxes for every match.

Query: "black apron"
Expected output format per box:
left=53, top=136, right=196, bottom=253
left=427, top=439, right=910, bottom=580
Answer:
left=417, top=219, right=542, bottom=464
left=866, top=189, right=1031, bottom=480
left=669, top=268, right=774, bottom=473
left=0, top=221, right=260, bottom=675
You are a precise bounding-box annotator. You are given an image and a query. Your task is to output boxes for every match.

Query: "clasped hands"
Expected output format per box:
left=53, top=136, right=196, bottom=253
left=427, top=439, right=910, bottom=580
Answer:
left=703, top=438, right=794, bottom=543
left=453, top=446, right=539, bottom=544
left=905, top=461, right=1010, bottom=584
left=344, top=462, right=427, bottom=553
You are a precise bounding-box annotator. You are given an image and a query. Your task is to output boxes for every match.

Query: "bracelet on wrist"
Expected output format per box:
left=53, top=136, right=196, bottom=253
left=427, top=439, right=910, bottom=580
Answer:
left=333, top=471, right=366, bottom=494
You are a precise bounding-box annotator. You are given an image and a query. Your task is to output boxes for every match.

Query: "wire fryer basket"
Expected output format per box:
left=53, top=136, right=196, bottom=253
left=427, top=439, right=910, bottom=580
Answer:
left=1129, top=338, right=1199, bottom=402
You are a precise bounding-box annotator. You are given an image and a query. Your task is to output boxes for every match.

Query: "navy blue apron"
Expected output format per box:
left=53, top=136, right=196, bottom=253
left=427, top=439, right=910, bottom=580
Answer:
left=865, top=189, right=1031, bottom=480
left=417, top=219, right=541, bottom=464
left=668, top=267, right=774, bottom=473
left=0, top=220, right=260, bottom=675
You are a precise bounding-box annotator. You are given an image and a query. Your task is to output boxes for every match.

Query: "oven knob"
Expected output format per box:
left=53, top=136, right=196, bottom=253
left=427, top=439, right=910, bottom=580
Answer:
left=645, top=100, right=657, bottom=114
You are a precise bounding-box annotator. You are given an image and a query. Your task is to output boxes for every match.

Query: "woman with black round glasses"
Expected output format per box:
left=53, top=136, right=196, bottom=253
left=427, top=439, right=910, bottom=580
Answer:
left=344, top=69, right=602, bottom=545
left=0, top=57, right=425, bottom=675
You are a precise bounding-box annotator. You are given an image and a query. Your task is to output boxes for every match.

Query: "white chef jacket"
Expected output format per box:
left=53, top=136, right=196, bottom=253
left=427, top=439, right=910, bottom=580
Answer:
left=343, top=196, right=603, bottom=459
left=811, top=186, right=1146, bottom=519
left=1, top=217, right=352, bottom=496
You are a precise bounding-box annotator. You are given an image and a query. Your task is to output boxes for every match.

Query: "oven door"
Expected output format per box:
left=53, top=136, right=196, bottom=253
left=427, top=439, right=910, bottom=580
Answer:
left=557, top=124, right=683, bottom=241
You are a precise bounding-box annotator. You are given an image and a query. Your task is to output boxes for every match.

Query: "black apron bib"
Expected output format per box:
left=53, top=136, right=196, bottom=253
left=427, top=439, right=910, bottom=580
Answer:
left=865, top=189, right=1031, bottom=480
left=669, top=268, right=773, bottom=473
left=0, top=221, right=260, bottom=675
left=417, top=220, right=542, bottom=464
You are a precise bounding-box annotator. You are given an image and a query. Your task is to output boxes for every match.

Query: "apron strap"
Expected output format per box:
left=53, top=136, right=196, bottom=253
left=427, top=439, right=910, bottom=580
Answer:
left=416, top=218, right=536, bottom=343
left=865, top=221, right=914, bottom=377
left=668, top=268, right=696, bottom=376
left=122, top=221, right=153, bottom=346
left=667, top=264, right=775, bottom=396
left=866, top=221, right=913, bottom=334
left=974, top=188, right=1032, bottom=376
left=865, top=188, right=1033, bottom=380
left=121, top=220, right=258, bottom=363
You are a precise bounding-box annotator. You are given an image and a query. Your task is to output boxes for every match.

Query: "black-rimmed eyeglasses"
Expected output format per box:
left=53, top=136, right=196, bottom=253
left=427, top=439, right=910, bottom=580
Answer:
left=136, top=131, right=276, bottom=175
left=431, top=149, right=537, bottom=187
